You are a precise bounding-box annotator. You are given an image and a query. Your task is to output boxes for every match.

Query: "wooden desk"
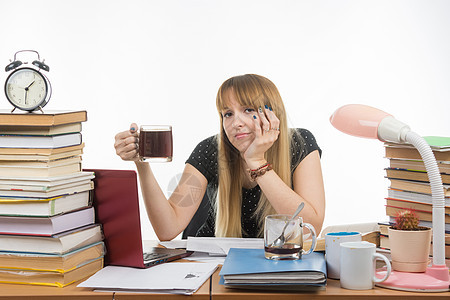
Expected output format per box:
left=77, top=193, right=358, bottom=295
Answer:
left=211, top=267, right=450, bottom=300
left=0, top=266, right=447, bottom=299
left=0, top=280, right=112, bottom=300
left=0, top=277, right=210, bottom=300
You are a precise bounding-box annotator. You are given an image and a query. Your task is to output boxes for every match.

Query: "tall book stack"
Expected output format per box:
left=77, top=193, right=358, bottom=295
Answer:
left=0, top=110, right=104, bottom=287
left=380, top=136, right=450, bottom=265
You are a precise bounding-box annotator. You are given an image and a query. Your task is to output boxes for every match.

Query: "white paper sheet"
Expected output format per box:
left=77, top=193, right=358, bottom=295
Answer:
left=186, top=237, right=264, bottom=255
left=78, top=262, right=218, bottom=295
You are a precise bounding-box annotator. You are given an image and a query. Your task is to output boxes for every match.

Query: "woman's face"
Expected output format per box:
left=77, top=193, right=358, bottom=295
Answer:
left=221, top=91, right=257, bottom=154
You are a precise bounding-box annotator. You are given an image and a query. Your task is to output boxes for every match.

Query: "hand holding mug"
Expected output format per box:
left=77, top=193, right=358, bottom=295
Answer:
left=114, top=123, right=139, bottom=161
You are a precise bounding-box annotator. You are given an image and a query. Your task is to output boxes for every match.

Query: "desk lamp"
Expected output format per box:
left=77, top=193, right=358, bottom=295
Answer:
left=329, top=104, right=449, bottom=292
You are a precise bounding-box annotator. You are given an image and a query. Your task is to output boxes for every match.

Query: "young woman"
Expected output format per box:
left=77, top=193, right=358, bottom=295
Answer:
left=114, top=74, right=325, bottom=241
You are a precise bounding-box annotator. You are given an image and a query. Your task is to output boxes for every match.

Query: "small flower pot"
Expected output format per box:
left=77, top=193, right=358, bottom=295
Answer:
left=388, top=227, right=432, bottom=272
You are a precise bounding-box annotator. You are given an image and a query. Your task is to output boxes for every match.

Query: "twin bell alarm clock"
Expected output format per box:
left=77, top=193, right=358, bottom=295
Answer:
left=4, top=50, right=52, bottom=113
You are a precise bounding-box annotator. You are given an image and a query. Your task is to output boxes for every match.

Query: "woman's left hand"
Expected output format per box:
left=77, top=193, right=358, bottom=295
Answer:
left=243, top=105, right=280, bottom=168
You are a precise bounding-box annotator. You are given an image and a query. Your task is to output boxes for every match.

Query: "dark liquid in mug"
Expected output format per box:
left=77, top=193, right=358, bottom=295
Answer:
left=139, top=130, right=173, bottom=159
left=265, top=244, right=302, bottom=255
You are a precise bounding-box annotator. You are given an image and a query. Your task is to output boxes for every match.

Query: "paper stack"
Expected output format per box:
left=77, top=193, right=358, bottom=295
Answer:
left=0, top=110, right=104, bottom=287
left=78, top=262, right=218, bottom=295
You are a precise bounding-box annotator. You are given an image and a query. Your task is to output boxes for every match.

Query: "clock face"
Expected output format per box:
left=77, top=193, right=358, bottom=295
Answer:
left=4, top=67, right=48, bottom=111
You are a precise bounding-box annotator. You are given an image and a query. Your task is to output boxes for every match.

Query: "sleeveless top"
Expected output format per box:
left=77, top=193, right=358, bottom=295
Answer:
left=185, top=128, right=321, bottom=237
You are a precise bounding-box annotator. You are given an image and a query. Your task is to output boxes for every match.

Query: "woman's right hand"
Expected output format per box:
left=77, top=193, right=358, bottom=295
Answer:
left=114, top=123, right=140, bottom=161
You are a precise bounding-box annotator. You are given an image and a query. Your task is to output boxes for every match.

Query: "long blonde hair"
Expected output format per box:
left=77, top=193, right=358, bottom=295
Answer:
left=215, top=74, right=294, bottom=237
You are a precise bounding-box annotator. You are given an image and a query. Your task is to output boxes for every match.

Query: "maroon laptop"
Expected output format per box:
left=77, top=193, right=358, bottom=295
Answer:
left=84, top=169, right=191, bottom=268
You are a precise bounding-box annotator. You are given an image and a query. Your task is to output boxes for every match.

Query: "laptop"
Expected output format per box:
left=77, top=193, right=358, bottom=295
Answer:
left=84, top=169, right=192, bottom=268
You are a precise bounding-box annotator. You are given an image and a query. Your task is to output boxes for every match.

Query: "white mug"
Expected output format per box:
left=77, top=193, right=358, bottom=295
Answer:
left=340, top=241, right=391, bottom=290
left=325, top=231, right=362, bottom=279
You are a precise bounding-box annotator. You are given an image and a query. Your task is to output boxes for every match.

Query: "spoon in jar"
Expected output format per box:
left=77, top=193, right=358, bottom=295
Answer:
left=270, top=202, right=305, bottom=248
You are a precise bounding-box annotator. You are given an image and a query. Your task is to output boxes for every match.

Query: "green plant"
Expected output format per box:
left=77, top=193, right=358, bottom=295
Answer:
left=392, top=209, right=419, bottom=230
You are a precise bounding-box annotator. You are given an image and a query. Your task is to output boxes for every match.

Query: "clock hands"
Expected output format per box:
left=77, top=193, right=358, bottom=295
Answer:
left=24, top=81, right=35, bottom=105
left=25, top=81, right=35, bottom=90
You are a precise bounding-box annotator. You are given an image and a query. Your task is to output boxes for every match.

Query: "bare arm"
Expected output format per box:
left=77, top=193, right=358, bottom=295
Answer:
left=114, top=124, right=207, bottom=241
left=135, top=162, right=207, bottom=240
left=254, top=150, right=325, bottom=234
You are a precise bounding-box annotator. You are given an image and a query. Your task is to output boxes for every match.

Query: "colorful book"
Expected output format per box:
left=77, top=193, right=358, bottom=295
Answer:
left=0, top=242, right=105, bottom=272
left=0, top=143, right=84, bottom=156
left=0, top=191, right=91, bottom=217
left=0, top=207, right=95, bottom=236
left=0, top=224, right=102, bottom=254
left=0, top=133, right=82, bottom=149
left=0, top=123, right=82, bottom=136
left=0, top=110, right=87, bottom=126
left=0, top=162, right=82, bottom=178
left=0, top=180, right=93, bottom=198
left=0, top=257, right=103, bottom=287
left=385, top=168, right=450, bottom=185
left=388, top=179, right=450, bottom=197
left=387, top=188, right=450, bottom=206
left=0, top=171, right=94, bottom=190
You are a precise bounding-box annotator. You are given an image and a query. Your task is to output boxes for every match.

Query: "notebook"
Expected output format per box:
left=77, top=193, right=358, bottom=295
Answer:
left=84, top=168, right=192, bottom=268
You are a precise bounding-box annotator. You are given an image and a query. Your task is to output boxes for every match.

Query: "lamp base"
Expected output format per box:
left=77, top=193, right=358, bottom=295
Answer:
left=375, top=265, right=450, bottom=292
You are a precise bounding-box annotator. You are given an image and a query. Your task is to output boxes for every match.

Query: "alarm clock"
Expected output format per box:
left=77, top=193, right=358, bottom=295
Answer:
left=4, top=50, right=52, bottom=113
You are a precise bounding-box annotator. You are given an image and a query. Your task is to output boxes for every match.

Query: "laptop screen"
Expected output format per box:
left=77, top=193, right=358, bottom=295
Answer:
left=85, top=169, right=147, bottom=268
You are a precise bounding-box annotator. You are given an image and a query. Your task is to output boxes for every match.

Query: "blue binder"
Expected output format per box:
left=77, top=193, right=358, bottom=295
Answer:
left=219, top=248, right=327, bottom=290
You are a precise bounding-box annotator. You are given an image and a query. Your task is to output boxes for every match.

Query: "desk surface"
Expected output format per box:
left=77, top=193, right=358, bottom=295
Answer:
left=0, top=277, right=211, bottom=300
left=211, top=267, right=450, bottom=300
left=0, top=268, right=448, bottom=300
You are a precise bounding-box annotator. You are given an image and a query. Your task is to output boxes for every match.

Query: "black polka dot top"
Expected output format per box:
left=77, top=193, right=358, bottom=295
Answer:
left=185, top=128, right=321, bottom=238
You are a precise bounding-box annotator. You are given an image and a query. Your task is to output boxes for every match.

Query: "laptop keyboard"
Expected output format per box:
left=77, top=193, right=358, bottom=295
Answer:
left=143, top=252, right=168, bottom=261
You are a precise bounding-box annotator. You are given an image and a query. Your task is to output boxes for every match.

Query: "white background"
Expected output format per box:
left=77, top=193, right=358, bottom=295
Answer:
left=1, top=0, right=449, bottom=240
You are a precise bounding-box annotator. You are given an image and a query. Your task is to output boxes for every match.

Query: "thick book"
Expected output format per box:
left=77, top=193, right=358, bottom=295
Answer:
left=388, top=218, right=450, bottom=233
left=0, top=206, right=95, bottom=236
left=389, top=158, right=450, bottom=174
left=0, top=132, right=82, bottom=149
left=385, top=136, right=450, bottom=161
left=0, top=162, right=82, bottom=177
left=219, top=248, right=326, bottom=290
left=304, top=230, right=379, bottom=252
left=387, top=188, right=450, bottom=206
left=0, top=171, right=95, bottom=189
left=0, top=241, right=105, bottom=271
left=0, top=155, right=81, bottom=167
left=388, top=178, right=450, bottom=197
left=0, top=143, right=84, bottom=156
left=385, top=198, right=450, bottom=214
left=0, top=110, right=87, bottom=126
left=385, top=136, right=450, bottom=150
left=0, top=149, right=83, bottom=162
left=0, top=257, right=103, bottom=287
left=0, top=123, right=82, bottom=136
left=0, top=179, right=93, bottom=198
left=385, top=146, right=450, bottom=162
left=0, top=224, right=103, bottom=254
left=385, top=205, right=450, bottom=223
left=0, top=191, right=91, bottom=217
left=386, top=168, right=450, bottom=185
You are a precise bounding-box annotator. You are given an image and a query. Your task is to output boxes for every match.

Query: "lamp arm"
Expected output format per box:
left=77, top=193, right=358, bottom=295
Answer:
left=405, top=131, right=446, bottom=266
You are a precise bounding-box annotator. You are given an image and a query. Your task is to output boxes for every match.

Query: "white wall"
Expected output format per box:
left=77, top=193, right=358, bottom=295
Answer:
left=1, top=0, right=449, bottom=240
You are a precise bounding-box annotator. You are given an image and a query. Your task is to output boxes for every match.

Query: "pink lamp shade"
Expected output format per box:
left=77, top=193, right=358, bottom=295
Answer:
left=329, top=104, right=411, bottom=143
left=329, top=104, right=391, bottom=139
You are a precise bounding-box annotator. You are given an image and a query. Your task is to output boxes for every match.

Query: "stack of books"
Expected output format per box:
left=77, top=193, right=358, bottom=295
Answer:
left=0, top=110, right=104, bottom=287
left=219, top=248, right=326, bottom=291
left=380, top=136, right=450, bottom=265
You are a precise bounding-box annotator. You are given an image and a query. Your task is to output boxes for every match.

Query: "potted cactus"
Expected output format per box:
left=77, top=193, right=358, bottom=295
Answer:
left=388, top=209, right=432, bottom=272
